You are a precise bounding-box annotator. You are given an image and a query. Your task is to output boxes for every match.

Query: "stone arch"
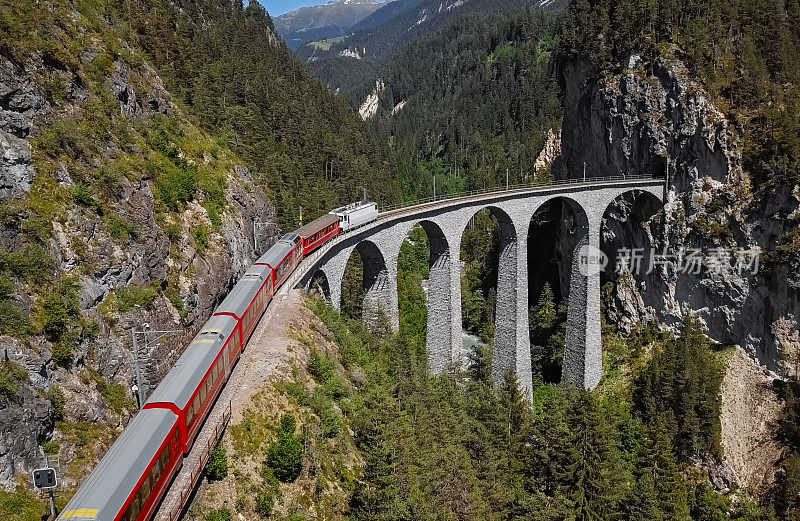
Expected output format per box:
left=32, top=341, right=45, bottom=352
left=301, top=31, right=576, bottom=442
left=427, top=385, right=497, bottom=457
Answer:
left=309, top=269, right=331, bottom=304
left=459, top=205, right=525, bottom=387
left=407, top=219, right=460, bottom=374
left=600, top=189, right=664, bottom=332
left=342, top=239, right=392, bottom=331
left=527, top=195, right=602, bottom=388
left=528, top=196, right=591, bottom=306
left=527, top=196, right=591, bottom=384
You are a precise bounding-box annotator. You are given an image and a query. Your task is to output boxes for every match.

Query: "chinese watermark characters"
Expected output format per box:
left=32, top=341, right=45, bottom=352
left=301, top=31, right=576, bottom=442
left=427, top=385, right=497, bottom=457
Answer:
left=614, top=247, right=761, bottom=276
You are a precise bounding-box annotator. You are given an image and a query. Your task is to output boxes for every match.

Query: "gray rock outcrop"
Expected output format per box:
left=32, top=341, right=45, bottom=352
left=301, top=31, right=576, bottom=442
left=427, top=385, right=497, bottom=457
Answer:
left=0, top=44, right=279, bottom=488
left=555, top=50, right=800, bottom=372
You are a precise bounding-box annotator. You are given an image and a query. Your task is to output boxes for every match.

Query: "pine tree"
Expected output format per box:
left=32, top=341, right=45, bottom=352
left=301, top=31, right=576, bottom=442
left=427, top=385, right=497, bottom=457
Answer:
left=562, top=393, right=624, bottom=521
left=649, top=415, right=691, bottom=521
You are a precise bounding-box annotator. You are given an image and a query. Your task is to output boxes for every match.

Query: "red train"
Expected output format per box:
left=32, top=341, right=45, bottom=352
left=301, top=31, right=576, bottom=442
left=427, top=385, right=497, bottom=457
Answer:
left=58, top=202, right=378, bottom=521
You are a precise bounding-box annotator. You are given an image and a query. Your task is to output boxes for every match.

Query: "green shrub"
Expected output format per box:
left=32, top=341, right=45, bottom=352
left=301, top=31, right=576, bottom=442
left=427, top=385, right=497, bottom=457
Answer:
left=204, top=508, right=231, bottom=521
left=193, top=226, right=210, bottom=253
left=51, top=342, right=73, bottom=368
left=163, top=221, right=182, bottom=242
left=42, top=440, right=60, bottom=456
left=47, top=385, right=66, bottom=421
left=115, top=285, right=159, bottom=312
left=265, top=414, right=305, bottom=482
left=205, top=443, right=228, bottom=481
left=255, top=490, right=274, bottom=518
left=41, top=280, right=80, bottom=340
left=322, top=375, right=348, bottom=400
left=73, top=183, right=98, bottom=209
left=307, top=348, right=336, bottom=384
left=0, top=360, right=29, bottom=402
left=0, top=276, right=13, bottom=300
left=102, top=381, right=134, bottom=415
left=42, top=295, right=69, bottom=339
left=107, top=212, right=135, bottom=243
left=0, top=486, right=44, bottom=521
left=0, top=299, right=31, bottom=337
left=150, top=152, right=199, bottom=211
left=0, top=246, right=52, bottom=284
left=87, top=369, right=135, bottom=415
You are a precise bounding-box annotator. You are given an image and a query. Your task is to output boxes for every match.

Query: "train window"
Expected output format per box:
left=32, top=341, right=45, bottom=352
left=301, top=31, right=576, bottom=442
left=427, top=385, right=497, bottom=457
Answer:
left=129, top=495, right=141, bottom=521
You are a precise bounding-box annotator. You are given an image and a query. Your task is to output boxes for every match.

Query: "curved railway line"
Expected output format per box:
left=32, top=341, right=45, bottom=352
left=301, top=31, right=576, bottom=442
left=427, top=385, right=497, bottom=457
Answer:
left=60, top=175, right=663, bottom=521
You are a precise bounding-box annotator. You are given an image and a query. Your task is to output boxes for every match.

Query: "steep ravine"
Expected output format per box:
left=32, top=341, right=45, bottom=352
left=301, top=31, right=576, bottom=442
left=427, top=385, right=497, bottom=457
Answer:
left=554, top=50, right=800, bottom=373
left=0, top=14, right=278, bottom=487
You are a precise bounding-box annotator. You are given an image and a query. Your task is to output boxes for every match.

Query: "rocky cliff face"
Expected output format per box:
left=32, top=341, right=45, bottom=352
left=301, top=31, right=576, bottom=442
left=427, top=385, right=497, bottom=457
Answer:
left=0, top=36, right=278, bottom=486
left=554, top=50, right=800, bottom=373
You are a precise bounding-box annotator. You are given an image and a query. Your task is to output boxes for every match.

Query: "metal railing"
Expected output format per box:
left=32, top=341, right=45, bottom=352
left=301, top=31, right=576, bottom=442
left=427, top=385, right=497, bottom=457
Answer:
left=166, top=401, right=232, bottom=521
left=378, top=174, right=663, bottom=213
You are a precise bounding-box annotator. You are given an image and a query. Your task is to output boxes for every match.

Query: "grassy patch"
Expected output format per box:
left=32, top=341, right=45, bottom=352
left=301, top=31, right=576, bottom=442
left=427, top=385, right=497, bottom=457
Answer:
left=85, top=368, right=135, bottom=415
left=107, top=211, right=137, bottom=243
left=0, top=360, right=29, bottom=402
left=0, top=485, right=48, bottom=521
left=101, top=283, right=160, bottom=318
left=57, top=421, right=117, bottom=480
left=194, top=226, right=210, bottom=253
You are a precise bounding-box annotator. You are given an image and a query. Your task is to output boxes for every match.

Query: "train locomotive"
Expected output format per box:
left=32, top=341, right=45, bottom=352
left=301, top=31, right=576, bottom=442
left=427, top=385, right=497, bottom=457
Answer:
left=58, top=201, right=378, bottom=521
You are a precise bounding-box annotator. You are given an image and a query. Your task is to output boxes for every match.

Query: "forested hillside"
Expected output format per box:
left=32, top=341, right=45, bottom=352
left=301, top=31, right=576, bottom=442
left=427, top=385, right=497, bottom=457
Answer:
left=560, top=0, right=800, bottom=191
left=297, top=0, right=547, bottom=97
left=365, top=8, right=563, bottom=201
left=123, top=0, right=397, bottom=226
left=0, top=0, right=396, bottom=498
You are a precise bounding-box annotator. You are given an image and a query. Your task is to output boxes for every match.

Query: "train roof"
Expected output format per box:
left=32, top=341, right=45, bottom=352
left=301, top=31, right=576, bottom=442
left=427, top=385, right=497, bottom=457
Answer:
left=296, top=214, right=338, bottom=238
left=255, top=239, right=296, bottom=269
left=57, top=408, right=177, bottom=521
left=145, top=315, right=237, bottom=410
left=330, top=200, right=377, bottom=216
left=215, top=264, right=271, bottom=318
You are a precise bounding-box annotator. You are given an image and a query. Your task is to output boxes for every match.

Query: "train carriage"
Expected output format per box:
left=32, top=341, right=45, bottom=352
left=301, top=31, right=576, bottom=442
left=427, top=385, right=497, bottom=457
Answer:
left=214, top=264, right=273, bottom=344
left=255, top=233, right=303, bottom=290
left=62, top=198, right=380, bottom=521
left=143, top=315, right=239, bottom=453
left=57, top=408, right=181, bottom=521
left=330, top=201, right=378, bottom=232
left=297, top=214, right=340, bottom=255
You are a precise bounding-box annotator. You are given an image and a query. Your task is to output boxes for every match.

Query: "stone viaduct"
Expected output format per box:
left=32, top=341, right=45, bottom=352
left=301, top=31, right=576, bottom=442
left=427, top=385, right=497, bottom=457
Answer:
left=289, top=177, right=664, bottom=396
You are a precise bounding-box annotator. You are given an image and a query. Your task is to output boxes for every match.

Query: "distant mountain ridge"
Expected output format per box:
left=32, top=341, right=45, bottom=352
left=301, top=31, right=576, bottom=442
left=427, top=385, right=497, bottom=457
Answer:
left=274, top=0, right=388, bottom=50
left=296, top=0, right=558, bottom=97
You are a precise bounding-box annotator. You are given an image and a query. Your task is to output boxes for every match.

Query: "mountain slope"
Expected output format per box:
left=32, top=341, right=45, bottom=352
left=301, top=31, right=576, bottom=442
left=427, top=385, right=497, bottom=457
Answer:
left=274, top=0, right=385, bottom=50
left=0, top=0, right=395, bottom=490
left=126, top=0, right=398, bottom=225
left=297, top=0, right=549, bottom=96
left=362, top=8, right=563, bottom=201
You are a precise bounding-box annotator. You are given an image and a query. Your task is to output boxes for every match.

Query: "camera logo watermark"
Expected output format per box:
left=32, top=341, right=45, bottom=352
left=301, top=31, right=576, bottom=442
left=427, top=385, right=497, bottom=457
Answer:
left=578, top=244, right=609, bottom=276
